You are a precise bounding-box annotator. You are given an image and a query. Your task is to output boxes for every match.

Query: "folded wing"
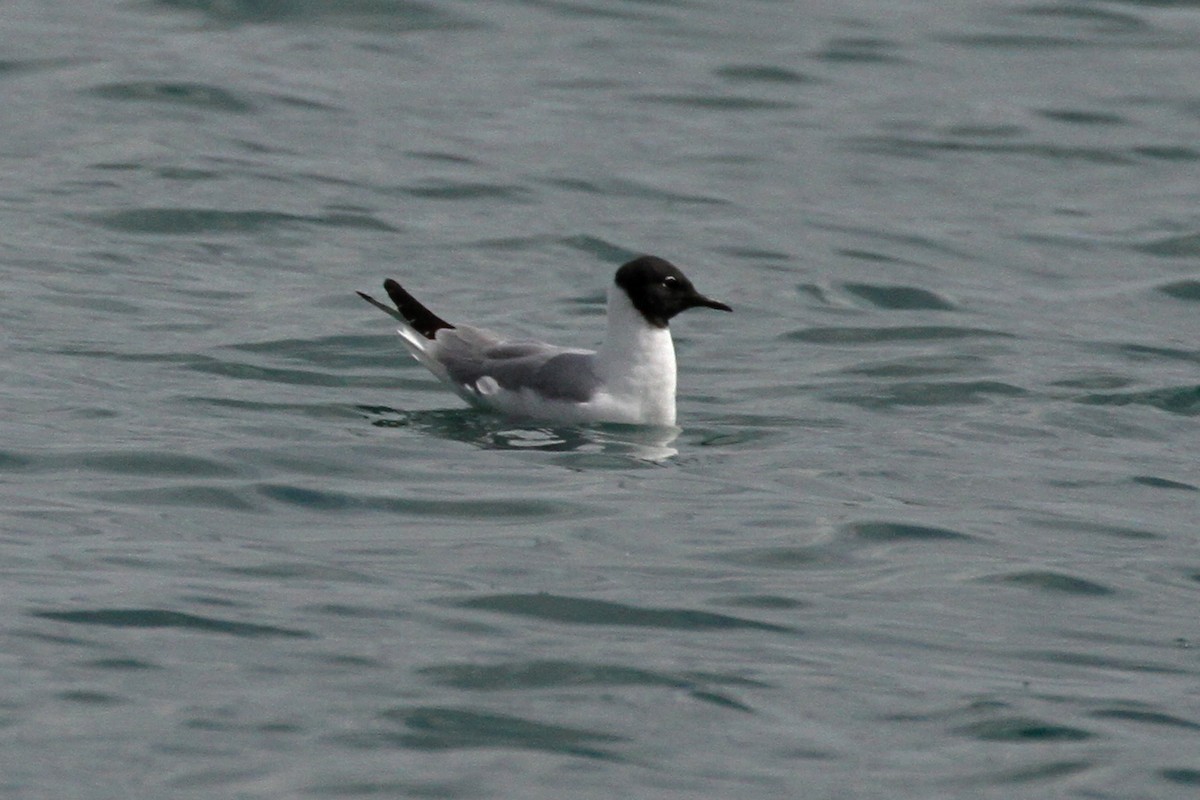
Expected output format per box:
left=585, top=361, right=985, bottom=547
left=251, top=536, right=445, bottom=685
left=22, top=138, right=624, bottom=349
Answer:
left=435, top=331, right=601, bottom=403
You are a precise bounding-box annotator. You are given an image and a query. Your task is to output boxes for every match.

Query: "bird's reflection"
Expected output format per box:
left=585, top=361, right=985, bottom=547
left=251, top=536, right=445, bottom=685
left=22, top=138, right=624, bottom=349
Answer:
left=358, top=405, right=680, bottom=463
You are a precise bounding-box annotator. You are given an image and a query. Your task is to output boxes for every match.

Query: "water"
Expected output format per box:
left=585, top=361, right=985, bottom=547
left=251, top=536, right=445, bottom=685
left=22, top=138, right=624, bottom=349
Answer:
left=2, top=0, right=1199, bottom=796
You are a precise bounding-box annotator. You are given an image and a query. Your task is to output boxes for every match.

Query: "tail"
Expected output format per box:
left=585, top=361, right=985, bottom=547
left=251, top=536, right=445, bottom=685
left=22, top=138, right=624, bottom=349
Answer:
left=356, top=279, right=455, bottom=340
left=358, top=279, right=457, bottom=381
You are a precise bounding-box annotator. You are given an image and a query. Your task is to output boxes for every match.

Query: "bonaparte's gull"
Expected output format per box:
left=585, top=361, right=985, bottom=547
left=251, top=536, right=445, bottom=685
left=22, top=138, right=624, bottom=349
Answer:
left=357, top=255, right=731, bottom=425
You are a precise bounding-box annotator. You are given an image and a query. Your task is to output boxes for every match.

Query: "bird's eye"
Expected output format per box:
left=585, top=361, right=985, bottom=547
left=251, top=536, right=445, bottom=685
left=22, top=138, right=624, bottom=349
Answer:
left=662, top=275, right=679, bottom=288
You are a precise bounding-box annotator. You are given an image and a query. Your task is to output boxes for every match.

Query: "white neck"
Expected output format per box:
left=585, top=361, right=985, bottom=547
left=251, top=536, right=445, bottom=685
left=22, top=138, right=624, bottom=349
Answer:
left=596, top=285, right=677, bottom=425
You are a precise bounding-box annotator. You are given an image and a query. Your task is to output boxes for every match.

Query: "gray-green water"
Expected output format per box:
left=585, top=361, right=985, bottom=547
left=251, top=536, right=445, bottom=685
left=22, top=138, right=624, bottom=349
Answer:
left=3, top=1, right=1199, bottom=797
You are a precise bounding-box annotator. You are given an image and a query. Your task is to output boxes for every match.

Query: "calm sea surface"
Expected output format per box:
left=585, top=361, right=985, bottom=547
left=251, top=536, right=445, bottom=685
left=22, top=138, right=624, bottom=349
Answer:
left=2, top=0, right=1199, bottom=797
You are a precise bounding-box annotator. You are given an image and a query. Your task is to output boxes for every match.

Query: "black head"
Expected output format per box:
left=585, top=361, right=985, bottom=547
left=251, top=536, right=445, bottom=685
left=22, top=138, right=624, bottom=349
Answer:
left=613, top=255, right=732, bottom=328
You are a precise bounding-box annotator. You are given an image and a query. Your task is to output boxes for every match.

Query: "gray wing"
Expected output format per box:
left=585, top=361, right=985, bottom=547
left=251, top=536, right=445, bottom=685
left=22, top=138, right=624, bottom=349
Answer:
left=436, top=328, right=601, bottom=403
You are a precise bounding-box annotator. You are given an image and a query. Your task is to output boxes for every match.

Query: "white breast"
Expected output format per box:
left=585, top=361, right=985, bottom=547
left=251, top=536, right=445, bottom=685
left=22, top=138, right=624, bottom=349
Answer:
left=593, top=286, right=678, bottom=426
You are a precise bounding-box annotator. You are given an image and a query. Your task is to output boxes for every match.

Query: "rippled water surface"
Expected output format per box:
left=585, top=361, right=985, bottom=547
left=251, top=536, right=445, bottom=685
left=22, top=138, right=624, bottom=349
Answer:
left=3, top=0, right=1199, bottom=797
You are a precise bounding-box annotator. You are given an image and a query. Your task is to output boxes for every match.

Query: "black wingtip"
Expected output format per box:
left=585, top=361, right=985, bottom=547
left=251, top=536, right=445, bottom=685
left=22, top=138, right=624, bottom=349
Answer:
left=357, top=289, right=405, bottom=322
left=380, top=278, right=455, bottom=340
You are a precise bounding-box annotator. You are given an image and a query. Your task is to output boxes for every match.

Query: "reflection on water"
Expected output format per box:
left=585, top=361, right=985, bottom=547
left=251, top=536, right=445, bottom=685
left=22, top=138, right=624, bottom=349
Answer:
left=359, top=406, right=681, bottom=462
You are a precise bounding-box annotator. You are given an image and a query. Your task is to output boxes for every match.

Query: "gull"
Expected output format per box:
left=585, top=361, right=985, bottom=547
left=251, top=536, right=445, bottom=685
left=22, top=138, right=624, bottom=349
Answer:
left=357, top=255, right=731, bottom=426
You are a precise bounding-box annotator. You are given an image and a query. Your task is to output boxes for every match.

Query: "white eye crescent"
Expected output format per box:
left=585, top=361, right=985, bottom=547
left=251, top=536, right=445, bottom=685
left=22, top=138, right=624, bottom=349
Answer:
left=662, top=275, right=679, bottom=288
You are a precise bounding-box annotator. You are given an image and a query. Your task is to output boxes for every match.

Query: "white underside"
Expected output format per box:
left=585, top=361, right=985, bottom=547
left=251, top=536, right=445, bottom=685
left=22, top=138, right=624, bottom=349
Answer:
left=393, top=286, right=679, bottom=426
left=458, top=376, right=670, bottom=426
